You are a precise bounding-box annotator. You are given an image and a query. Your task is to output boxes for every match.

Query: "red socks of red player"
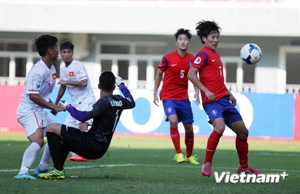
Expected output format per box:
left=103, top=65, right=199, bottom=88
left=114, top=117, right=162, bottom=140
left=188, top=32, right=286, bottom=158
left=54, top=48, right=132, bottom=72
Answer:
left=204, top=130, right=222, bottom=164
left=236, top=137, right=249, bottom=169
left=204, top=130, right=249, bottom=168
left=170, top=126, right=182, bottom=154
left=185, top=133, right=194, bottom=158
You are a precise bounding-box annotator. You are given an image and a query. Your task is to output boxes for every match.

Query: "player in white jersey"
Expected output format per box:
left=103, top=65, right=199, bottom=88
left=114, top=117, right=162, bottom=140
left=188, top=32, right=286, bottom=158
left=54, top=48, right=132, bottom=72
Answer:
left=54, top=41, right=96, bottom=162
left=14, top=34, right=64, bottom=180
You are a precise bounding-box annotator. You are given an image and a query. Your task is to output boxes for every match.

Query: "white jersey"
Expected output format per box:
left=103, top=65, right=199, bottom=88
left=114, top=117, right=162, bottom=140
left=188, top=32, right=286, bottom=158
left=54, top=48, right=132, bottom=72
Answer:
left=17, top=59, right=56, bottom=114
left=60, top=60, right=95, bottom=105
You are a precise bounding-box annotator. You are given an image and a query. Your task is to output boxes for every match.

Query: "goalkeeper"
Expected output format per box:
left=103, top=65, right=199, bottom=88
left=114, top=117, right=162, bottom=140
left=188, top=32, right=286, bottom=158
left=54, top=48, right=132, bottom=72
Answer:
left=38, top=71, right=135, bottom=179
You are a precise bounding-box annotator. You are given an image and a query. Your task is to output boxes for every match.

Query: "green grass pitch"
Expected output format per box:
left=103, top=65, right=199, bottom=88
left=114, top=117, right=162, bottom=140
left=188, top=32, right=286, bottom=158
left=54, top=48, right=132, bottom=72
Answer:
left=0, top=133, right=299, bottom=194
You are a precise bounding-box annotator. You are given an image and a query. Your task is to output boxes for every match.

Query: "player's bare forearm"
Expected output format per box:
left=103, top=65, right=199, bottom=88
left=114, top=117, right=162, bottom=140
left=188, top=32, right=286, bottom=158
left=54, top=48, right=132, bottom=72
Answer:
left=188, top=68, right=209, bottom=93
left=55, top=85, right=66, bottom=104
left=66, top=80, right=87, bottom=87
left=29, top=94, right=57, bottom=110
left=153, top=71, right=163, bottom=95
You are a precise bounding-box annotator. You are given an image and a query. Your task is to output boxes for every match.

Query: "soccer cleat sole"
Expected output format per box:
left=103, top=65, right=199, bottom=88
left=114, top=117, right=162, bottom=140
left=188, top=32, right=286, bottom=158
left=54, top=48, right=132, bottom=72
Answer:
left=39, top=176, right=65, bottom=180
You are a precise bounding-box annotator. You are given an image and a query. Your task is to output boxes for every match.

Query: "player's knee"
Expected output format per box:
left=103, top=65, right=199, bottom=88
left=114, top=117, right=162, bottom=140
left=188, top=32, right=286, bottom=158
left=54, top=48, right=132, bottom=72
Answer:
left=237, top=129, right=248, bottom=138
left=183, top=124, right=193, bottom=133
left=169, top=119, right=178, bottom=126
left=46, top=123, right=60, bottom=133
left=214, top=126, right=225, bottom=134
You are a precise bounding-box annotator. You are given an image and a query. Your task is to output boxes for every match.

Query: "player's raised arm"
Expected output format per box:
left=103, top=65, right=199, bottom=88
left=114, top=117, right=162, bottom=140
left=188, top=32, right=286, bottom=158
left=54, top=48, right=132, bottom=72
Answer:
left=115, top=76, right=135, bottom=109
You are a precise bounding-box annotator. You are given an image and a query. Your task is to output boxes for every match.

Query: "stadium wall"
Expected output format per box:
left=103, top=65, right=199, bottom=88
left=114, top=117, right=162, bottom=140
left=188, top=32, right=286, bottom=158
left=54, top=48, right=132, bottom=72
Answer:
left=0, top=85, right=298, bottom=140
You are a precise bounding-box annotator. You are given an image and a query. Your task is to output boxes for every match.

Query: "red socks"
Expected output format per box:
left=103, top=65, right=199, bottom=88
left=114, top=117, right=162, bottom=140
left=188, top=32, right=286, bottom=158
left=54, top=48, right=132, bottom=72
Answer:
left=204, top=130, right=222, bottom=164
left=170, top=126, right=182, bottom=154
left=185, top=133, right=194, bottom=158
left=236, top=137, right=249, bottom=169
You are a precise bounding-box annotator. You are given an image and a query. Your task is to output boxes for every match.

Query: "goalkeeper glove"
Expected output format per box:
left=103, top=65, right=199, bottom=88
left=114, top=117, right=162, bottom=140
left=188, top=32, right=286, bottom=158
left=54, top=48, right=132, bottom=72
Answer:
left=115, top=76, right=124, bottom=87
left=58, top=100, right=71, bottom=110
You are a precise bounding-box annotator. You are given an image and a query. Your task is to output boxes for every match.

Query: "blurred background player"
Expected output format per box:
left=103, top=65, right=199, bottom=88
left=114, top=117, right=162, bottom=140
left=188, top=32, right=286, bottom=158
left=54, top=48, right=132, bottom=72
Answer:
left=14, top=34, right=64, bottom=180
left=188, top=20, right=262, bottom=176
left=153, top=28, right=200, bottom=165
left=38, top=73, right=135, bottom=179
left=54, top=41, right=96, bottom=162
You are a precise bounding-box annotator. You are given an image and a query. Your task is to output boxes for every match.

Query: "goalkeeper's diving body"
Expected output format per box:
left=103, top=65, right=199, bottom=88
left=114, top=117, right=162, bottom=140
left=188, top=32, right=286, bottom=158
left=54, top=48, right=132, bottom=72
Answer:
left=38, top=71, right=135, bottom=179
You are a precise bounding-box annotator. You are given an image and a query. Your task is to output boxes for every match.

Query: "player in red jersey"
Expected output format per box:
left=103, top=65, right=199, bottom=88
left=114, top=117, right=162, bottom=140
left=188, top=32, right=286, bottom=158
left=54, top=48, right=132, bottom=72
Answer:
left=188, top=20, right=262, bottom=176
left=153, top=28, right=200, bottom=165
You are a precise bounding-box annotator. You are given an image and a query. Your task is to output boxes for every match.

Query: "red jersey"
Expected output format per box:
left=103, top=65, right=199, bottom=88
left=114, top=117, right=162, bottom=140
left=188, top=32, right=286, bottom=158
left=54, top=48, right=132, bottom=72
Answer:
left=192, top=46, right=229, bottom=104
left=158, top=51, right=195, bottom=101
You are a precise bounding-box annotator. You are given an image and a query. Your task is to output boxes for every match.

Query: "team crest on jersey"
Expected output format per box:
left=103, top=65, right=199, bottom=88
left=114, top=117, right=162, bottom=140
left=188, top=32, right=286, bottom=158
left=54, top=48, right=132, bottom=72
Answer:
left=211, top=109, right=218, bottom=116
left=188, top=61, right=193, bottom=67
left=69, top=71, right=75, bottom=77
left=35, top=81, right=41, bottom=89
left=194, top=57, right=201, bottom=64
left=52, top=73, right=56, bottom=79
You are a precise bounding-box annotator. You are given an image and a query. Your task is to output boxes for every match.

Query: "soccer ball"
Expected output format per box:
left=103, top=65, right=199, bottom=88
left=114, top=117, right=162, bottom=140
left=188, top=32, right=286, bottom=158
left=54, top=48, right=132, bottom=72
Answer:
left=240, top=43, right=262, bottom=65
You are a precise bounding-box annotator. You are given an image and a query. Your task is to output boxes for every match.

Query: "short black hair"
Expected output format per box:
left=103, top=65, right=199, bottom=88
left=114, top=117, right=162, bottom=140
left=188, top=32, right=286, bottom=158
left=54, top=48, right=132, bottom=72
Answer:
left=60, top=41, right=74, bottom=51
left=99, top=71, right=115, bottom=92
left=174, top=28, right=192, bottom=40
left=34, top=34, right=58, bottom=57
left=195, top=20, right=221, bottom=44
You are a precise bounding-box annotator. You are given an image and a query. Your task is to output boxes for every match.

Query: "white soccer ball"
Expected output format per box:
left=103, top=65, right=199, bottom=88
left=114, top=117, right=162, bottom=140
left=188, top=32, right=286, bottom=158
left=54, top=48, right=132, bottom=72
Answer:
left=240, top=43, right=262, bottom=65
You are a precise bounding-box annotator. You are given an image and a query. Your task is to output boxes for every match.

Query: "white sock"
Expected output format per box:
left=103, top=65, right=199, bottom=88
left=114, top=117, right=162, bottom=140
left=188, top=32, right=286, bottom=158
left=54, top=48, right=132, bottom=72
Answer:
left=38, top=143, right=51, bottom=171
left=18, top=142, right=41, bottom=174
left=70, top=152, right=77, bottom=156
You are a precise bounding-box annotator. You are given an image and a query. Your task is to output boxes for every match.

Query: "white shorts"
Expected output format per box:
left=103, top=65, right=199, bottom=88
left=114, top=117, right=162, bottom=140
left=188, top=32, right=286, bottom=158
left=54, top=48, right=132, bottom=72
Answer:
left=65, top=99, right=94, bottom=128
left=17, top=111, right=55, bottom=137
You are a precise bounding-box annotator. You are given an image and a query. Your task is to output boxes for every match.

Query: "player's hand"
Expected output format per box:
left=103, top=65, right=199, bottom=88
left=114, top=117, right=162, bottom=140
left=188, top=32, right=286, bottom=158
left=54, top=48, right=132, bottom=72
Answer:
left=58, top=100, right=71, bottom=110
left=153, top=94, right=160, bottom=106
left=115, top=76, right=124, bottom=87
left=51, top=105, right=65, bottom=115
left=229, top=94, right=237, bottom=106
left=194, top=92, right=200, bottom=104
left=205, top=90, right=215, bottom=101
left=57, top=80, right=67, bottom=85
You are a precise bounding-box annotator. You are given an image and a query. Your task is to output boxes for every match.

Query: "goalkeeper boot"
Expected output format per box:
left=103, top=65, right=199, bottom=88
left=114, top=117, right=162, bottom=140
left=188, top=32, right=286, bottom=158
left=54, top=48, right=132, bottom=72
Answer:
left=38, top=168, right=66, bottom=179
left=201, top=162, right=212, bottom=177
left=34, top=167, right=49, bottom=176
left=68, top=155, right=87, bottom=162
left=237, top=165, right=262, bottom=175
left=173, top=153, right=185, bottom=163
left=186, top=155, right=200, bottom=165
left=14, top=173, right=36, bottom=180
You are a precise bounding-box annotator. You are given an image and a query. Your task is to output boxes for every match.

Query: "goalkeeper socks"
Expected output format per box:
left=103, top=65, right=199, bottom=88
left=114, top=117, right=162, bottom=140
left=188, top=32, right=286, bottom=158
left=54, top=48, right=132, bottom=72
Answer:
left=38, top=143, right=51, bottom=171
left=236, top=137, right=249, bottom=169
left=185, top=132, right=194, bottom=158
left=170, top=126, right=182, bottom=154
left=46, top=132, right=64, bottom=171
left=204, top=130, right=222, bottom=164
left=18, top=142, right=41, bottom=174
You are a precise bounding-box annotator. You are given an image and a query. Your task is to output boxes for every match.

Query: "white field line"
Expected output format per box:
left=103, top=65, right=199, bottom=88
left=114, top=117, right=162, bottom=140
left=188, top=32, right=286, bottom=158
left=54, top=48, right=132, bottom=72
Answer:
left=0, top=163, right=299, bottom=173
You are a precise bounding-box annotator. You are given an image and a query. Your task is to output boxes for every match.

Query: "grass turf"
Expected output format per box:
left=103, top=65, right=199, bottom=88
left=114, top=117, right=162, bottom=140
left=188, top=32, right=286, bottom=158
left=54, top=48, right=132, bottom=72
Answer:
left=0, top=133, right=299, bottom=194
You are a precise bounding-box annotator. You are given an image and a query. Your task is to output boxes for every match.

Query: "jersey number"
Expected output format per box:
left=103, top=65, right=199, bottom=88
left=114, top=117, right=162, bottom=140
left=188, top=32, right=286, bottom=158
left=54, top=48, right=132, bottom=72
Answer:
left=112, top=109, right=119, bottom=132
left=180, top=70, right=185, bottom=78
